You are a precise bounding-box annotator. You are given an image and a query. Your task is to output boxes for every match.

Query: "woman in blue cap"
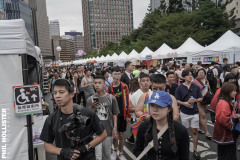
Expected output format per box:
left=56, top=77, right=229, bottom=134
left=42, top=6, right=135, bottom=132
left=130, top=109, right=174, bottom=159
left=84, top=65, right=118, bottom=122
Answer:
left=133, top=91, right=190, bottom=160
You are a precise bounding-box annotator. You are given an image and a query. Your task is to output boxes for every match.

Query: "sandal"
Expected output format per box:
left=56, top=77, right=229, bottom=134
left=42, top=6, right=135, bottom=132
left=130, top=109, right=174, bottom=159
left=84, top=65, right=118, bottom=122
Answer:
left=198, top=129, right=205, bottom=134
left=206, top=133, right=212, bottom=139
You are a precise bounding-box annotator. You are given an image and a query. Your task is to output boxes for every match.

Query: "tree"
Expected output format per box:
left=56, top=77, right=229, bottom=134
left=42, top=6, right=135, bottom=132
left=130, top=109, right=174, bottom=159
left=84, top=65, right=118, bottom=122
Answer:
left=93, top=0, right=237, bottom=58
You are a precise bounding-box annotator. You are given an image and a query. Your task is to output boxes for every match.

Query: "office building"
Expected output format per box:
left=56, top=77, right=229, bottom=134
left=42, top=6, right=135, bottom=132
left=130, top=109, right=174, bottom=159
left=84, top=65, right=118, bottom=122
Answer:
left=150, top=0, right=192, bottom=11
left=51, top=35, right=61, bottom=61
left=36, top=0, right=52, bottom=59
left=49, top=20, right=60, bottom=36
left=59, top=39, right=76, bottom=62
left=81, top=0, right=134, bottom=51
left=0, top=0, right=34, bottom=41
left=225, top=0, right=240, bottom=35
left=65, top=31, right=85, bottom=53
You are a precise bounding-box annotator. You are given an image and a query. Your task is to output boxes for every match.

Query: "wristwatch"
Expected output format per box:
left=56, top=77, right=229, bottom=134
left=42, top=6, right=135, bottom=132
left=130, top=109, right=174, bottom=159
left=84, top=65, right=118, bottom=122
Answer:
left=87, top=143, right=92, bottom=151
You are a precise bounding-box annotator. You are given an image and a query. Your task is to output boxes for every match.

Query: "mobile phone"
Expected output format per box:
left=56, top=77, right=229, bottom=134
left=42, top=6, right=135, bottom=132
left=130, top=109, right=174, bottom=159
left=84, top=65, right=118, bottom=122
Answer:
left=93, top=97, right=99, bottom=103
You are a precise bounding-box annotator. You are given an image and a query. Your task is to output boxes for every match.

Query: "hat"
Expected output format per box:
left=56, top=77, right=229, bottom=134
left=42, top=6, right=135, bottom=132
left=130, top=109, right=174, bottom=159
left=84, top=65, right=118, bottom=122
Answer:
left=147, top=91, right=172, bottom=107
left=97, top=66, right=101, bottom=69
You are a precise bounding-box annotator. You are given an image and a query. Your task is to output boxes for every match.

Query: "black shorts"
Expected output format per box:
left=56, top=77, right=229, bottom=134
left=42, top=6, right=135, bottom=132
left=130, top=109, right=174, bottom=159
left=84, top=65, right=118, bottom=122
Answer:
left=117, top=115, right=127, bottom=132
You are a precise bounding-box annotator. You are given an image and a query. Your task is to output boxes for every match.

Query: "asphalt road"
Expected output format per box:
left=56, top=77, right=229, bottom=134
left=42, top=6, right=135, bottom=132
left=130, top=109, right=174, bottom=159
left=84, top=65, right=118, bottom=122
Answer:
left=123, top=110, right=240, bottom=160
left=44, top=94, right=240, bottom=160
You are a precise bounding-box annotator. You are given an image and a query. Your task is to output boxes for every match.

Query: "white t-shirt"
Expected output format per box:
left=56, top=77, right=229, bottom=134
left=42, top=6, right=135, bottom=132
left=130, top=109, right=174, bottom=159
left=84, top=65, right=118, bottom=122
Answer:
left=220, top=72, right=230, bottom=84
left=130, top=89, right=153, bottom=120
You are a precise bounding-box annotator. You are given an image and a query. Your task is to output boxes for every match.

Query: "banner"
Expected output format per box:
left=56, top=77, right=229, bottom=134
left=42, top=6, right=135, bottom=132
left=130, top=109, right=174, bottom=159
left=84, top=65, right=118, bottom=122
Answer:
left=187, top=53, right=233, bottom=64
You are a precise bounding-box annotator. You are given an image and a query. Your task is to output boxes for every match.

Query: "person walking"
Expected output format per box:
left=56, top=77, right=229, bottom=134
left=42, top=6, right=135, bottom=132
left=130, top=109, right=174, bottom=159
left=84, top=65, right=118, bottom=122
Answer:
left=175, top=70, right=203, bottom=160
left=74, top=65, right=86, bottom=107
left=107, top=66, right=131, bottom=160
left=213, top=82, right=240, bottom=160
left=133, top=91, right=189, bottom=160
left=192, top=69, right=212, bottom=139
left=81, top=68, right=95, bottom=102
left=87, top=75, right=119, bottom=160
left=120, top=61, right=134, bottom=87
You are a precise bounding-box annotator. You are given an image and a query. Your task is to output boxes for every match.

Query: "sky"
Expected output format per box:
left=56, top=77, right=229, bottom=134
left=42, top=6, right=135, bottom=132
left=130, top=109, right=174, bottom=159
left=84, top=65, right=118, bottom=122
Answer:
left=46, top=0, right=150, bottom=35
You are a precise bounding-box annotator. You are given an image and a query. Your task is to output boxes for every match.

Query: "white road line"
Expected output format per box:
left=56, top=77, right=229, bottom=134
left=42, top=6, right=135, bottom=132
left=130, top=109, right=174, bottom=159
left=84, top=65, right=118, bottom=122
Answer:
left=207, top=122, right=214, bottom=127
left=112, top=145, right=136, bottom=160
left=207, top=120, right=213, bottom=123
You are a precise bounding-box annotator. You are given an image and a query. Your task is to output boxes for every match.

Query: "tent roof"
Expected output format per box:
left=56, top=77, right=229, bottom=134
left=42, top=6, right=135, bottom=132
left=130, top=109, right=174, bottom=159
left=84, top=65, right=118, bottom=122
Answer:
left=139, top=47, right=153, bottom=60
left=0, top=19, right=39, bottom=61
left=192, top=30, right=240, bottom=56
left=152, top=43, right=173, bottom=59
left=119, top=51, right=128, bottom=61
left=128, top=49, right=139, bottom=60
left=176, top=38, right=204, bottom=57
left=109, top=53, right=119, bottom=62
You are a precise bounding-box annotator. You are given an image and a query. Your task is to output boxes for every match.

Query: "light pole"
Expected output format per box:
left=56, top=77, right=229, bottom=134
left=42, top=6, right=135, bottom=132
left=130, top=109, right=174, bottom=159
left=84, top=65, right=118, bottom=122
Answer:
left=56, top=46, right=61, bottom=67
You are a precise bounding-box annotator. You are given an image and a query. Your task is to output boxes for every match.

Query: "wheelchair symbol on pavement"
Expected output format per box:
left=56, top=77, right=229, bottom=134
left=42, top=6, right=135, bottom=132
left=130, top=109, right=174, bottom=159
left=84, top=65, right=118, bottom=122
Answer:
left=17, top=88, right=30, bottom=104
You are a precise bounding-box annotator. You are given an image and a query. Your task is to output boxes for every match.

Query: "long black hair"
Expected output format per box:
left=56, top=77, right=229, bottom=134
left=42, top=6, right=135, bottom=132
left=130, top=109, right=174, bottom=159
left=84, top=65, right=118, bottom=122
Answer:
left=145, top=106, right=177, bottom=153
left=65, top=71, right=73, bottom=80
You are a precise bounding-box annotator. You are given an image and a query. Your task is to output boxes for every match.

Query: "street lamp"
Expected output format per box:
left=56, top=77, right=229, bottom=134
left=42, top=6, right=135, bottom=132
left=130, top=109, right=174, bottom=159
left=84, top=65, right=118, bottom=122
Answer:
left=56, top=46, right=61, bottom=66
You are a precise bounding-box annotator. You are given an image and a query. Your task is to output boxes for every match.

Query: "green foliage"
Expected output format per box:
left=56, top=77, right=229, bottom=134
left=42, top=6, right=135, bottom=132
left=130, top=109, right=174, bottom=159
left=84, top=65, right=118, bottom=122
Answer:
left=94, top=0, right=237, bottom=58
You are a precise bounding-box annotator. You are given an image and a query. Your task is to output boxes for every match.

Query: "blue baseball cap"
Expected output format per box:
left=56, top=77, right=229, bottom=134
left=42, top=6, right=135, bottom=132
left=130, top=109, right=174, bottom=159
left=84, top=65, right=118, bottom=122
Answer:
left=97, top=66, right=101, bottom=69
left=147, top=91, right=172, bottom=107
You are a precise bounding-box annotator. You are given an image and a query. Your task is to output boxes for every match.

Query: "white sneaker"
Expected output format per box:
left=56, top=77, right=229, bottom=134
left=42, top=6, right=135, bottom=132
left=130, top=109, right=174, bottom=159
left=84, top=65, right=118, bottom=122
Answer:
left=111, top=150, right=118, bottom=160
left=119, top=154, right=127, bottom=160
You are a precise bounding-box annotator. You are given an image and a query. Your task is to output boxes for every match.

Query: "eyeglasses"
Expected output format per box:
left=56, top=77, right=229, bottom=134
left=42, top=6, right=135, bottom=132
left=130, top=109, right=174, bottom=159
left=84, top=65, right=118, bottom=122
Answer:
left=152, top=87, right=165, bottom=91
left=113, top=73, right=121, bottom=76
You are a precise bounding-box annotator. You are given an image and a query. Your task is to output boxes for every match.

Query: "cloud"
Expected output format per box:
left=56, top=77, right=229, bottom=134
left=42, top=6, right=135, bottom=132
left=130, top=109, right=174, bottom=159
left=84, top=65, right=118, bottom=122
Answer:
left=46, top=0, right=150, bottom=35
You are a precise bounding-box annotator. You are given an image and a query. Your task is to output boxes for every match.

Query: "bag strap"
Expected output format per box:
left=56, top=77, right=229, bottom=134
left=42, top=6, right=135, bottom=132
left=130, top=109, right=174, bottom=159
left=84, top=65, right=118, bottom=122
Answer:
left=182, top=84, right=195, bottom=101
left=196, top=78, right=205, bottom=87
left=136, top=123, right=168, bottom=160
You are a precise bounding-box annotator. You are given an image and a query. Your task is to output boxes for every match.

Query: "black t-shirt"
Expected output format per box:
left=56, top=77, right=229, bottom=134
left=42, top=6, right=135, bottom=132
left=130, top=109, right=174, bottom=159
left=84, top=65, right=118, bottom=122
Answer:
left=40, top=106, right=104, bottom=160
left=165, top=83, right=178, bottom=96
left=113, top=84, right=124, bottom=116
left=133, top=120, right=189, bottom=160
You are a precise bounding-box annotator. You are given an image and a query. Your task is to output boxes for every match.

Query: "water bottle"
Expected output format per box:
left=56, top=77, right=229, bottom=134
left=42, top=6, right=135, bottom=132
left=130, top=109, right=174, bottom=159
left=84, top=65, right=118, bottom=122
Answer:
left=190, top=96, right=194, bottom=108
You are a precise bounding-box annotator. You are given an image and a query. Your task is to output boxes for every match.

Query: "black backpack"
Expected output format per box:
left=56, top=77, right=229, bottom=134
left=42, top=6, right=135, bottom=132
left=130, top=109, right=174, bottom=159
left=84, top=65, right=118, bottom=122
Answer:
left=207, top=68, right=215, bottom=84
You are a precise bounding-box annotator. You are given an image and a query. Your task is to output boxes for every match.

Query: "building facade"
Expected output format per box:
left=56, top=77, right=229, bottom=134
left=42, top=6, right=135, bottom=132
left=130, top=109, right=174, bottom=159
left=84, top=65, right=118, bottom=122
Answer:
left=36, top=0, right=52, bottom=59
left=150, top=0, right=192, bottom=11
left=65, top=31, right=85, bottom=54
left=49, top=19, right=60, bottom=36
left=225, top=0, right=240, bottom=35
left=0, top=0, right=34, bottom=41
left=51, top=35, right=61, bottom=61
left=82, top=0, right=134, bottom=51
left=59, top=39, right=76, bottom=62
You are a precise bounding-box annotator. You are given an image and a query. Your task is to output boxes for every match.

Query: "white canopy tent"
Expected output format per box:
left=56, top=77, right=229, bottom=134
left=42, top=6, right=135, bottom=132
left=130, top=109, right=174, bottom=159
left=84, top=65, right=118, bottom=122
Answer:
left=118, top=51, right=128, bottom=61
left=0, top=19, right=42, bottom=160
left=127, top=49, right=139, bottom=60
left=174, top=37, right=204, bottom=58
left=98, top=55, right=105, bottom=63
left=109, top=53, right=119, bottom=62
left=105, top=54, right=111, bottom=62
left=139, top=47, right=153, bottom=60
left=188, top=30, right=240, bottom=64
left=152, top=43, right=173, bottom=59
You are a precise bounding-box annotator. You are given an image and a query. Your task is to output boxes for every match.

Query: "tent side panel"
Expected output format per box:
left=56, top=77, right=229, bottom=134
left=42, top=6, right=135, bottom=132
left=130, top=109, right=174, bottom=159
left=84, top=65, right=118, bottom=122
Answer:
left=0, top=55, right=28, bottom=160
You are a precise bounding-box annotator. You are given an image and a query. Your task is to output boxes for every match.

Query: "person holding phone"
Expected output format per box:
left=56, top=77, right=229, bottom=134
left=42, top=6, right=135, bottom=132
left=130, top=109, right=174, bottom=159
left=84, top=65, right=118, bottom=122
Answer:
left=87, top=75, right=119, bottom=160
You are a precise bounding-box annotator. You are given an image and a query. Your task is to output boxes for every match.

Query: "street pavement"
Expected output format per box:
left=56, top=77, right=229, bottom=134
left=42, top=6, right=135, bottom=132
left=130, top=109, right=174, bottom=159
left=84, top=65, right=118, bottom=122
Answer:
left=123, top=110, right=240, bottom=160
left=44, top=93, right=240, bottom=160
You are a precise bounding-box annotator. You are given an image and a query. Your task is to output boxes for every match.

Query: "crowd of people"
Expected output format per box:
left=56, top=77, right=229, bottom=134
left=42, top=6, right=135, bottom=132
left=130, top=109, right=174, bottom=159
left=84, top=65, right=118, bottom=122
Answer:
left=40, top=58, right=240, bottom=160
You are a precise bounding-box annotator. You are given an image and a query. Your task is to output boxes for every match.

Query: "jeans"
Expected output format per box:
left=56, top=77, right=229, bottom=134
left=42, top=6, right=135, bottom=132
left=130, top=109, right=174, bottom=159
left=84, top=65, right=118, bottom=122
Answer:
left=95, top=136, right=112, bottom=160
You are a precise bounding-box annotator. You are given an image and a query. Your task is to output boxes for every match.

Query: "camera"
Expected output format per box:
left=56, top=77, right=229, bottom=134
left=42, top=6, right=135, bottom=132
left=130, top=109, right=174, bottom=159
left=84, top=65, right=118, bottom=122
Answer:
left=59, top=111, right=91, bottom=133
